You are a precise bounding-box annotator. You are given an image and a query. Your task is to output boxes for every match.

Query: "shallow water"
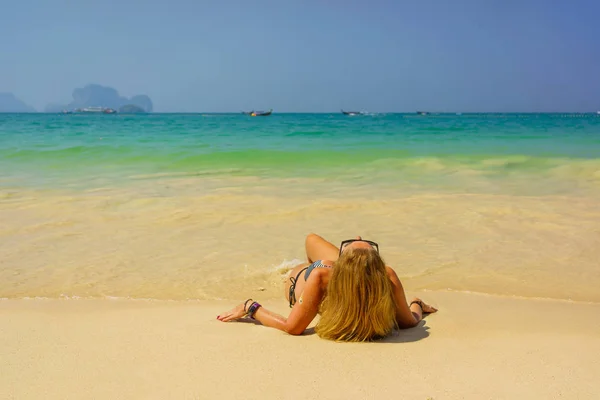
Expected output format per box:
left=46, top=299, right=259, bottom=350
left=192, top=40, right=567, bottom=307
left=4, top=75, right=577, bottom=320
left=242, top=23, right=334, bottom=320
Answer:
left=1, top=113, right=599, bottom=301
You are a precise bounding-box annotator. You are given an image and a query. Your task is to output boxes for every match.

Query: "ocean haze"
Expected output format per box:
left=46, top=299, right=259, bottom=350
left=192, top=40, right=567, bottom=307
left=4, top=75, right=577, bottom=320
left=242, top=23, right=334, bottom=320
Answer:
left=1, top=1, right=599, bottom=112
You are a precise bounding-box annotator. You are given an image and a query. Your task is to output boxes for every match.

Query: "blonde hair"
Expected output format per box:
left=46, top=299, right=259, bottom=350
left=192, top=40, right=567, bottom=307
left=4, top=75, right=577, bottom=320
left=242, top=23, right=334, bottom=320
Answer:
left=315, top=247, right=397, bottom=342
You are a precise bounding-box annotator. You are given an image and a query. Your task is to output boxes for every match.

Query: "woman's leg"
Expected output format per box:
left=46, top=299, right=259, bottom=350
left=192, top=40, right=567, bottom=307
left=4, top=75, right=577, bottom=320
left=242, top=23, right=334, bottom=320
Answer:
left=305, top=233, right=339, bottom=263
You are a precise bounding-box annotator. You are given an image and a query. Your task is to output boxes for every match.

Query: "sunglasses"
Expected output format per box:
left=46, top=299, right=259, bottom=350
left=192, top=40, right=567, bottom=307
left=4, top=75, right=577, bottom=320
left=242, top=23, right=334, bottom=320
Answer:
left=339, top=239, right=380, bottom=256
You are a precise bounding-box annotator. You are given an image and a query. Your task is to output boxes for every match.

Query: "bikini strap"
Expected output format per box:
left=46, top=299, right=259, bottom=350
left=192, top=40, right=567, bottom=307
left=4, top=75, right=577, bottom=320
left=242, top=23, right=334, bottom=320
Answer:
left=288, top=267, right=308, bottom=308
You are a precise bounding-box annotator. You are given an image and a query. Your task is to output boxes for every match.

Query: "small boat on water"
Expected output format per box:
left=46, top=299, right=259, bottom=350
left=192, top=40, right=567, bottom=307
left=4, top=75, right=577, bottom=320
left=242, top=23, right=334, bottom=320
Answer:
left=74, top=106, right=118, bottom=114
left=243, top=109, right=272, bottom=117
left=341, top=110, right=364, bottom=116
left=416, top=111, right=430, bottom=116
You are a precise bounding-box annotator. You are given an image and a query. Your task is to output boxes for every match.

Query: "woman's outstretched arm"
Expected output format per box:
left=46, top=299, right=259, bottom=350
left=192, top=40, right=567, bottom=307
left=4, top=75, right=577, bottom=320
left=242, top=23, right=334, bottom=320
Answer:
left=386, top=267, right=438, bottom=328
left=217, top=269, right=326, bottom=335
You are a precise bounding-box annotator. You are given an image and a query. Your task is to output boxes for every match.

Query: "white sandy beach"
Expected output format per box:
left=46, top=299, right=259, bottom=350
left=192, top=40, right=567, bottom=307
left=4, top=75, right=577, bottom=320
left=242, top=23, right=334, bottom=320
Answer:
left=2, top=291, right=599, bottom=400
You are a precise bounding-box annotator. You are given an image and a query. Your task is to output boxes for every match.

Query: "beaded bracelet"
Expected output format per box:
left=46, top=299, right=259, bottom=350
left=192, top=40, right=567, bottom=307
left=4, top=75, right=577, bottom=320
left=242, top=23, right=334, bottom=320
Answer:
left=246, top=301, right=262, bottom=319
left=410, top=300, right=424, bottom=309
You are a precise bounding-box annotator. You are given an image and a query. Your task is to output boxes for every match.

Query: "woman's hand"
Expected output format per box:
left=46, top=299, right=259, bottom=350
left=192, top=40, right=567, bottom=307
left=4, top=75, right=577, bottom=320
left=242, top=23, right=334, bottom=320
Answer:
left=412, top=297, right=438, bottom=314
left=217, top=302, right=246, bottom=322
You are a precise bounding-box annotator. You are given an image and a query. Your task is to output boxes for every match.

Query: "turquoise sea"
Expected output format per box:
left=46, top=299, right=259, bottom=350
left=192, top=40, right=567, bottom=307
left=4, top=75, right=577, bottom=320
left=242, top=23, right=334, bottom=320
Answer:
left=1, top=113, right=599, bottom=301
left=1, top=113, right=600, bottom=194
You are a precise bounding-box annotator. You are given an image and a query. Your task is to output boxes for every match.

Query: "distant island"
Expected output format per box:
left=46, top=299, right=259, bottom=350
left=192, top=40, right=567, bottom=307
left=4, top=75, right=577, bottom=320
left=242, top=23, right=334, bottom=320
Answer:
left=0, top=93, right=36, bottom=113
left=45, top=84, right=153, bottom=113
left=119, top=104, right=147, bottom=114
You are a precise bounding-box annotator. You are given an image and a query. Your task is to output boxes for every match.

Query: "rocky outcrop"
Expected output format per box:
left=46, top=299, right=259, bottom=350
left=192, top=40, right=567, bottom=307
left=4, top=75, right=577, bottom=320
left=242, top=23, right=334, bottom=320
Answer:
left=119, top=104, right=147, bottom=113
left=129, top=95, right=153, bottom=113
left=0, top=93, right=36, bottom=112
left=46, top=84, right=153, bottom=113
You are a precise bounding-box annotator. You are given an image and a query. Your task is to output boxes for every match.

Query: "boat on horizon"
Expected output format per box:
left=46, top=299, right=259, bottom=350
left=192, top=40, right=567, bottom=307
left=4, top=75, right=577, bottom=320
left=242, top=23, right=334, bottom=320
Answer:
left=341, top=110, right=365, bottom=116
left=416, top=111, right=430, bottom=116
left=242, top=109, right=272, bottom=117
left=73, top=106, right=118, bottom=114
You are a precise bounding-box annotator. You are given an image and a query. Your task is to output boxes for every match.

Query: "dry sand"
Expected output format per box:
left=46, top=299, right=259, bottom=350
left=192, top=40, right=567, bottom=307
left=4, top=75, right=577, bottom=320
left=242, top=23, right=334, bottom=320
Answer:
left=2, top=291, right=599, bottom=400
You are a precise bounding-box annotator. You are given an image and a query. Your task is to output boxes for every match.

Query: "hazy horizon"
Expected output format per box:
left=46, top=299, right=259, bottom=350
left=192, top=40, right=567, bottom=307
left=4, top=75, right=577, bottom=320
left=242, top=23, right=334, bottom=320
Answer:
left=2, top=1, right=599, bottom=113
left=3, top=110, right=600, bottom=115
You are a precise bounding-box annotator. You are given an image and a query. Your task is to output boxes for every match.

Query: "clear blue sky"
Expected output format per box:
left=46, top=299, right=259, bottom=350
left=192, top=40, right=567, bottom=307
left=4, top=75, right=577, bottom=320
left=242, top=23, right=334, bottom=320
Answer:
left=1, top=0, right=599, bottom=112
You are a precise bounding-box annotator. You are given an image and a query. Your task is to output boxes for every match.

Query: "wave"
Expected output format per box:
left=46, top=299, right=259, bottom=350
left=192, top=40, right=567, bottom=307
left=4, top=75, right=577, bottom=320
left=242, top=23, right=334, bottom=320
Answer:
left=1, top=146, right=599, bottom=181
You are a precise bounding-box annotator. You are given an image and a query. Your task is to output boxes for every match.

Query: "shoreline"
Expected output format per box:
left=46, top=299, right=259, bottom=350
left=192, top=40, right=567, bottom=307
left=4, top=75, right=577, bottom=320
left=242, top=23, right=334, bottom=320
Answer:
left=2, top=190, right=600, bottom=303
left=2, top=291, right=599, bottom=399
left=2, top=287, right=600, bottom=304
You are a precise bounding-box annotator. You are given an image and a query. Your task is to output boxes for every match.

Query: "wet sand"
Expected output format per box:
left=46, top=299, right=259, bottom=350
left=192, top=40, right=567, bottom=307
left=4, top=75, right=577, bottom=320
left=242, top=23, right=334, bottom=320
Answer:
left=2, top=184, right=599, bottom=302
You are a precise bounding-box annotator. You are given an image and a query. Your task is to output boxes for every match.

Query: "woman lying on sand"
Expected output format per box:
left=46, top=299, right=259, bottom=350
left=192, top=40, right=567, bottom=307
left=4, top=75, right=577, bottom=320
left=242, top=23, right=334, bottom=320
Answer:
left=217, top=233, right=437, bottom=342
